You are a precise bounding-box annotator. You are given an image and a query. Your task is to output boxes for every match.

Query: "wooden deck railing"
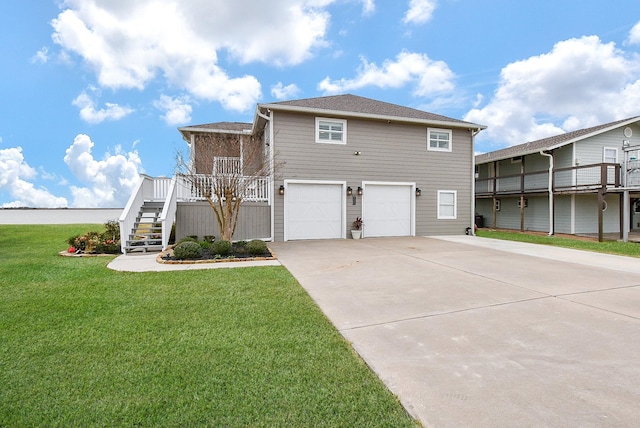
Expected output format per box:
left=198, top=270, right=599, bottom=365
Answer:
left=475, top=163, right=621, bottom=196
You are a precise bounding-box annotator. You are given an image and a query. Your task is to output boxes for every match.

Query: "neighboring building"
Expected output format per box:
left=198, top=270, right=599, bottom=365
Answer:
left=120, top=94, right=485, bottom=252
left=475, top=116, right=640, bottom=241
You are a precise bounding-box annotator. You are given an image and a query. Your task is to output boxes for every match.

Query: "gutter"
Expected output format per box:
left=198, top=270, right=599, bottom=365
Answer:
left=256, top=107, right=275, bottom=242
left=471, top=128, right=483, bottom=235
left=540, top=150, right=554, bottom=235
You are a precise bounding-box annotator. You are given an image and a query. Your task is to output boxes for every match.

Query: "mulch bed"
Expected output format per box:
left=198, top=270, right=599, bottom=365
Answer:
left=158, top=244, right=277, bottom=265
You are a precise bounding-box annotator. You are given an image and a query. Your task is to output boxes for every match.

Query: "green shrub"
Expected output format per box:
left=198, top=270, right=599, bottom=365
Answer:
left=211, top=240, right=232, bottom=256
left=246, top=239, right=268, bottom=255
left=199, top=240, right=211, bottom=250
left=203, top=235, right=215, bottom=243
left=172, top=241, right=202, bottom=260
left=103, top=220, right=120, bottom=242
left=177, top=236, right=197, bottom=245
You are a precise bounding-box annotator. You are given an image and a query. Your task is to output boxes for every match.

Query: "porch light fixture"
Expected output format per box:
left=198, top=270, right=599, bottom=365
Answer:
left=357, top=186, right=363, bottom=196
left=279, top=185, right=285, bottom=195
left=346, top=186, right=353, bottom=196
left=415, top=188, right=422, bottom=197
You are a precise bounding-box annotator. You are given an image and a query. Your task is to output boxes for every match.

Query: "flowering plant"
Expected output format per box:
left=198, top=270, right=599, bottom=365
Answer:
left=66, top=220, right=122, bottom=254
left=352, top=217, right=363, bottom=230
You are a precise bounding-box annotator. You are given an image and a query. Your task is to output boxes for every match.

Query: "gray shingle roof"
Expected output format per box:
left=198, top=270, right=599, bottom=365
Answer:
left=476, top=116, right=640, bottom=164
left=260, top=94, right=485, bottom=129
left=179, top=122, right=252, bottom=133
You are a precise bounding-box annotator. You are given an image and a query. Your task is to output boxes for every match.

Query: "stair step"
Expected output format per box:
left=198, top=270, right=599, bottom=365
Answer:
left=142, top=201, right=164, bottom=208
left=124, top=244, right=163, bottom=253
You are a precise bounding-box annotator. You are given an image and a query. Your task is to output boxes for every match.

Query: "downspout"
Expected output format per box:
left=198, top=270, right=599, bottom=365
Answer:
left=540, top=150, right=554, bottom=235
left=470, top=128, right=482, bottom=236
left=257, top=108, right=274, bottom=241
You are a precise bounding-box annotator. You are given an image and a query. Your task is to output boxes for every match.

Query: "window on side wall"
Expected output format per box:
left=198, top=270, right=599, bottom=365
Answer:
left=427, top=128, right=452, bottom=152
left=603, top=147, right=618, bottom=163
left=437, top=190, right=457, bottom=219
left=316, top=118, right=347, bottom=144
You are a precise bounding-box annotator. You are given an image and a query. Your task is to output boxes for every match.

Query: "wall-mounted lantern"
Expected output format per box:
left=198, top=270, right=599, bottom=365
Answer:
left=357, top=186, right=363, bottom=196
left=279, top=185, right=285, bottom=195
left=415, top=188, right=422, bottom=197
left=346, top=186, right=353, bottom=196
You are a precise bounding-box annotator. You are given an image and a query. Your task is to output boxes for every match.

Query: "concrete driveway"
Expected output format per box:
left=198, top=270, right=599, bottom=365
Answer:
left=269, top=236, right=640, bottom=427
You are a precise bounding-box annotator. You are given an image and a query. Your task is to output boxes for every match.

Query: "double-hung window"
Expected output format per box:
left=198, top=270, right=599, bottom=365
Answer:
left=437, top=190, right=457, bottom=219
left=316, top=118, right=347, bottom=144
left=428, top=128, right=452, bottom=152
left=603, top=147, right=618, bottom=163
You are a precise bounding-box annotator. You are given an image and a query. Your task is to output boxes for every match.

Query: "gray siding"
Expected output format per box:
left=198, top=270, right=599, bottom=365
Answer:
left=574, top=194, right=621, bottom=234
left=272, top=112, right=474, bottom=240
left=554, top=195, right=572, bottom=234
left=176, top=201, right=270, bottom=241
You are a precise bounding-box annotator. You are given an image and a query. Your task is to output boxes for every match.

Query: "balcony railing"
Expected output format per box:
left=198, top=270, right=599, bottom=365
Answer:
left=475, top=163, right=621, bottom=196
left=176, top=174, right=270, bottom=202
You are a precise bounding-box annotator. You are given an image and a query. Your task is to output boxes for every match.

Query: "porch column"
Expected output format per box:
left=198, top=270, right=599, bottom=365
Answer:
left=598, top=190, right=604, bottom=242
left=622, top=190, right=629, bottom=242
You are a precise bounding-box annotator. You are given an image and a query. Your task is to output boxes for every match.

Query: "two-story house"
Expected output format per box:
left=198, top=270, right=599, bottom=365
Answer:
left=119, top=94, right=485, bottom=252
left=475, top=116, right=640, bottom=241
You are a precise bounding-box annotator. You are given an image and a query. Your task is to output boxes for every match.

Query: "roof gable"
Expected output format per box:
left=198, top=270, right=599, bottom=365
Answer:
left=476, top=116, right=640, bottom=164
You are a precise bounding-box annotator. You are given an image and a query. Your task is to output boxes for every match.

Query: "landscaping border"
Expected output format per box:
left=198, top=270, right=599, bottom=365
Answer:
left=156, top=246, right=278, bottom=264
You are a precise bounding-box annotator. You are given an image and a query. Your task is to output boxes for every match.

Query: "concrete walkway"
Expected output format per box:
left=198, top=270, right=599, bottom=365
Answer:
left=107, top=252, right=280, bottom=272
left=269, top=236, right=640, bottom=427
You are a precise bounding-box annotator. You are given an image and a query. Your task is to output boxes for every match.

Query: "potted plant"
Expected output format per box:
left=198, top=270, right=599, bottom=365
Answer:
left=351, top=217, right=363, bottom=239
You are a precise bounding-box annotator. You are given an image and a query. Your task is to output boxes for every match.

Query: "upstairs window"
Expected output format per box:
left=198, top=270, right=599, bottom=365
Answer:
left=316, top=118, right=347, bottom=144
left=603, top=147, right=618, bottom=163
left=428, top=128, right=452, bottom=152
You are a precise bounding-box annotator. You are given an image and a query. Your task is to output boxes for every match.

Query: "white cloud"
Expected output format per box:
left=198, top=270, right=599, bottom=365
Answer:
left=361, top=0, right=375, bottom=15
left=465, top=36, right=640, bottom=146
left=32, top=47, right=50, bottom=64
left=318, top=51, right=455, bottom=97
left=403, top=0, right=437, bottom=24
left=51, top=0, right=335, bottom=111
left=72, top=90, right=134, bottom=124
left=154, top=95, right=192, bottom=125
left=63, top=134, right=143, bottom=207
left=0, top=147, right=68, bottom=208
left=629, top=21, right=640, bottom=45
left=271, top=82, right=301, bottom=100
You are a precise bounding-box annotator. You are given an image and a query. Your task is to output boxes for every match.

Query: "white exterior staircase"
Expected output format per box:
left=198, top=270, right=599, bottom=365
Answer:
left=123, top=201, right=165, bottom=253
left=119, top=175, right=177, bottom=254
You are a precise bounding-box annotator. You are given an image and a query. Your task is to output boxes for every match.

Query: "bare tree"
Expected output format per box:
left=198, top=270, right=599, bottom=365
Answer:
left=176, top=128, right=272, bottom=241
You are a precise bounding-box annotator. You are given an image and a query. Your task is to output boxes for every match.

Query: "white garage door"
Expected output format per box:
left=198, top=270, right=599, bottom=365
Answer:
left=285, top=182, right=344, bottom=240
left=364, top=184, right=413, bottom=237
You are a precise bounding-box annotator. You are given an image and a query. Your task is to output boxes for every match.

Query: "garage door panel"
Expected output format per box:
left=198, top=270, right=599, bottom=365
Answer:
left=286, top=183, right=343, bottom=240
left=364, top=185, right=412, bottom=237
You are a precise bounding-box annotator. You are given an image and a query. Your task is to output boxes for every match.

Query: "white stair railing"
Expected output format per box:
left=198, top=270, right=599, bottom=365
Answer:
left=159, top=178, right=177, bottom=250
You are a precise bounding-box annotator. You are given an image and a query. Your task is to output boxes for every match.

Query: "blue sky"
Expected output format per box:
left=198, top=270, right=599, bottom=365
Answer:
left=1, top=0, right=639, bottom=208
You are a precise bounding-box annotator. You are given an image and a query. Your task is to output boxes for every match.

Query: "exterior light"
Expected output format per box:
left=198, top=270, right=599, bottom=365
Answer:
left=346, top=186, right=353, bottom=196
left=279, top=185, right=285, bottom=195
left=415, top=188, right=421, bottom=197
left=357, top=186, right=363, bottom=196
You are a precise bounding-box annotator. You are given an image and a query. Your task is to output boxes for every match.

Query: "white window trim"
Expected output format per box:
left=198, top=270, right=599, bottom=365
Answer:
left=603, top=147, right=618, bottom=163
left=437, top=190, right=457, bottom=219
left=427, top=128, right=452, bottom=152
left=315, top=117, right=347, bottom=144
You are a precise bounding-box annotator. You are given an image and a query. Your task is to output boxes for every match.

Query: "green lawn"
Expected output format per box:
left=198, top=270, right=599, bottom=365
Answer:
left=0, top=225, right=417, bottom=427
left=476, top=229, right=640, bottom=258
